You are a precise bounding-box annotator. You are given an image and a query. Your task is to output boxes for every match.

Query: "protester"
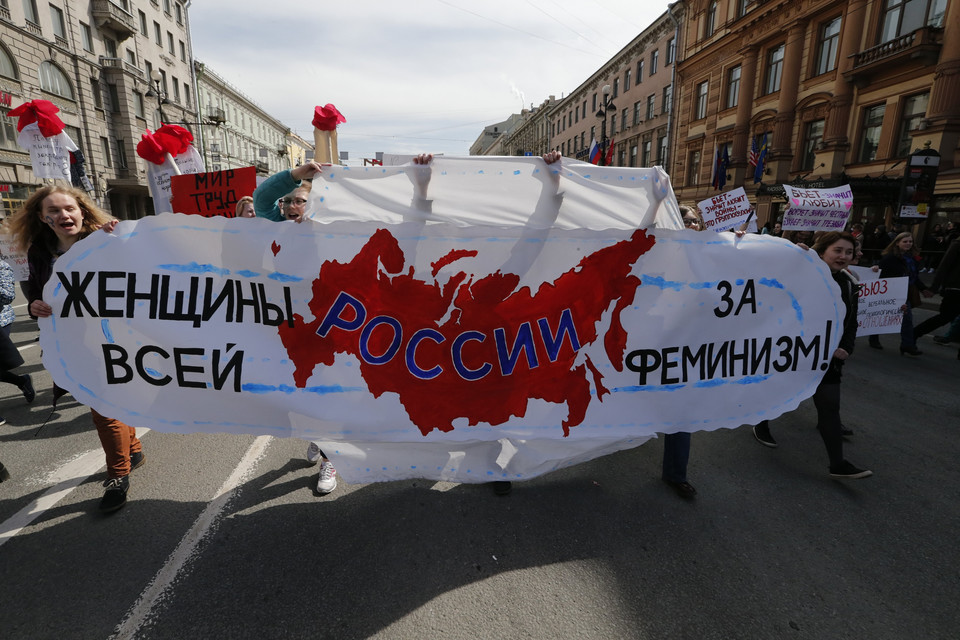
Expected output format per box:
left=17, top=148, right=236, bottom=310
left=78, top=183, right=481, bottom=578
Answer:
left=913, top=237, right=960, bottom=360
left=0, top=258, right=35, bottom=425
left=753, top=232, right=871, bottom=478
left=252, top=161, right=338, bottom=494
left=681, top=204, right=703, bottom=231
left=235, top=196, right=256, bottom=218
left=8, top=185, right=145, bottom=512
left=868, top=232, right=933, bottom=355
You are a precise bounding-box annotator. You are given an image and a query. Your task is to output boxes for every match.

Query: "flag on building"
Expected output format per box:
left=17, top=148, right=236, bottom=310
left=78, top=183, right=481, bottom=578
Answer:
left=753, top=133, right=768, bottom=184
left=748, top=135, right=759, bottom=168
left=588, top=138, right=600, bottom=164
left=605, top=138, right=615, bottom=166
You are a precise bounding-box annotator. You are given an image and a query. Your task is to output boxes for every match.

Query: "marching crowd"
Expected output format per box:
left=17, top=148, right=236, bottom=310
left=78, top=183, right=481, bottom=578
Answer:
left=1, top=153, right=957, bottom=511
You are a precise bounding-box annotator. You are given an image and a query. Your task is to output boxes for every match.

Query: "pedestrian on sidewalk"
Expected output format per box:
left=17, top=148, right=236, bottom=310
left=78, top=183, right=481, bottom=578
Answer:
left=913, top=237, right=960, bottom=359
left=0, top=258, right=36, bottom=425
left=8, top=186, right=146, bottom=513
left=869, top=232, right=933, bottom=355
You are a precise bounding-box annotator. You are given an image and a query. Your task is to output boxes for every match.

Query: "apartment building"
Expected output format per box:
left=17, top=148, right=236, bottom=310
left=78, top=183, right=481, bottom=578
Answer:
left=0, top=0, right=197, bottom=218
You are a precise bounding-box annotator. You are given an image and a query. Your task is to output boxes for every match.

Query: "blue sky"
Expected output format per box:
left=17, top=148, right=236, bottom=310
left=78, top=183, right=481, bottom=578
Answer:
left=189, top=0, right=672, bottom=162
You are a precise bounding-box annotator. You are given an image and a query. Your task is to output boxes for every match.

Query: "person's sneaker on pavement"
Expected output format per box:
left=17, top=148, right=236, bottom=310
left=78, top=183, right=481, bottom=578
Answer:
left=317, top=459, right=337, bottom=494
left=829, top=460, right=873, bottom=479
left=99, top=475, right=129, bottom=513
left=306, top=441, right=323, bottom=465
left=752, top=422, right=778, bottom=448
left=130, top=450, right=146, bottom=471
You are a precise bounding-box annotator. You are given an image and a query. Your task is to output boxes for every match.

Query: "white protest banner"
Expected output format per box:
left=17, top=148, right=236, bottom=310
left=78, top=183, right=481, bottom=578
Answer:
left=782, top=185, right=853, bottom=231
left=848, top=265, right=879, bottom=282
left=856, top=276, right=908, bottom=336
left=0, top=234, right=29, bottom=281
left=41, top=157, right=843, bottom=485
left=147, top=147, right=205, bottom=214
left=697, top=187, right=752, bottom=232
left=16, top=122, right=78, bottom=182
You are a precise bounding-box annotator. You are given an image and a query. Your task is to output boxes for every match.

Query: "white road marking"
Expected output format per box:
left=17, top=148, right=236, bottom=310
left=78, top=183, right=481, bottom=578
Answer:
left=0, top=448, right=105, bottom=548
left=110, top=435, right=273, bottom=640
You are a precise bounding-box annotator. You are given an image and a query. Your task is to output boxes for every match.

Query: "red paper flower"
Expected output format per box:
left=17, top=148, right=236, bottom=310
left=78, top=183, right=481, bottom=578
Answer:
left=136, top=125, right=194, bottom=165
left=312, top=104, right=346, bottom=131
left=8, top=99, right=65, bottom=137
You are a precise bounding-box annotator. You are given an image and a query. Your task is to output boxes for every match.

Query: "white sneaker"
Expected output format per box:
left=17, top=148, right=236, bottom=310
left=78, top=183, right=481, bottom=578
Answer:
left=317, top=460, right=338, bottom=494
left=306, top=441, right=323, bottom=465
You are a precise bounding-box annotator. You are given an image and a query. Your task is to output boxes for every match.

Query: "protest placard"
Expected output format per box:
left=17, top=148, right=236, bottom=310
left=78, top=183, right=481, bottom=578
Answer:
left=782, top=185, right=853, bottom=231
left=170, top=166, right=257, bottom=217
left=856, top=276, right=907, bottom=336
left=0, top=233, right=30, bottom=281
left=697, top=187, right=752, bottom=232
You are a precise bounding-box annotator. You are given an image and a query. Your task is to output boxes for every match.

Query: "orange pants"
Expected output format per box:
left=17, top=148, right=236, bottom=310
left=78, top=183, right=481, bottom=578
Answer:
left=91, top=409, right=142, bottom=479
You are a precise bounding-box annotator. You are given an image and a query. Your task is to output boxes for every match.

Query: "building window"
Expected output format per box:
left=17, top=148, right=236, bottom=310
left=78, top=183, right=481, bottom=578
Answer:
left=101, top=136, right=112, bottom=168
left=688, top=150, right=701, bottom=186
left=49, top=4, right=66, bottom=39
left=650, top=50, right=659, bottom=75
left=658, top=134, right=668, bottom=165
left=163, top=0, right=171, bottom=15
left=90, top=77, right=102, bottom=108
left=592, top=93, right=597, bottom=112
left=642, top=139, right=652, bottom=166
left=695, top=81, right=709, bottom=119
left=134, top=91, right=145, bottom=118
left=621, top=107, right=628, bottom=130
left=858, top=104, right=886, bottom=163
left=815, top=17, right=842, bottom=75
left=139, top=10, right=147, bottom=35
left=662, top=84, right=672, bottom=114
left=630, top=144, right=638, bottom=167
left=80, top=22, right=94, bottom=52
left=897, top=93, right=929, bottom=157
left=624, top=69, right=631, bottom=91
left=167, top=31, right=175, bottom=55
left=726, top=65, right=741, bottom=109
left=0, top=45, right=16, bottom=79
left=144, top=60, right=152, bottom=79
left=106, top=83, right=121, bottom=113
left=115, top=138, right=127, bottom=169
left=637, top=60, right=644, bottom=83
left=736, top=0, right=748, bottom=19
left=880, top=0, right=946, bottom=43
left=172, top=75, right=180, bottom=102
left=590, top=125, right=595, bottom=142
left=613, top=78, right=620, bottom=98
left=633, top=101, right=642, bottom=126
left=646, top=94, right=656, bottom=119
left=610, top=113, right=617, bottom=134
left=1, top=109, right=19, bottom=151
left=23, top=0, right=39, bottom=24
left=154, top=21, right=161, bottom=45
left=801, top=119, right=825, bottom=170
left=764, top=44, right=785, bottom=95
left=175, top=2, right=184, bottom=24
left=705, top=1, right=717, bottom=37
left=39, top=61, right=73, bottom=99
left=103, top=37, right=117, bottom=58
left=667, top=38, right=676, bottom=64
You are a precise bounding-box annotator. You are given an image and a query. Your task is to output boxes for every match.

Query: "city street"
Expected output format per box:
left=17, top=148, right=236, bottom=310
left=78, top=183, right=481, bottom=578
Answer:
left=1, top=288, right=958, bottom=640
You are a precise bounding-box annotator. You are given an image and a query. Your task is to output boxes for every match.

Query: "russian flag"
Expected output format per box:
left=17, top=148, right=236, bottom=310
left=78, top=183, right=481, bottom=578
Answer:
left=588, top=138, right=600, bottom=164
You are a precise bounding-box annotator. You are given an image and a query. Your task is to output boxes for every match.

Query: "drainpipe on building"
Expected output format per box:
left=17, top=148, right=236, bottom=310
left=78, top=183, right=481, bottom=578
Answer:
left=666, top=2, right=680, bottom=174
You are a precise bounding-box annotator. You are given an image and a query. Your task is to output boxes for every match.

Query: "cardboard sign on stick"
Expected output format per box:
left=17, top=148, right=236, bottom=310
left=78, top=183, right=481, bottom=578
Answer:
left=170, top=166, right=257, bottom=218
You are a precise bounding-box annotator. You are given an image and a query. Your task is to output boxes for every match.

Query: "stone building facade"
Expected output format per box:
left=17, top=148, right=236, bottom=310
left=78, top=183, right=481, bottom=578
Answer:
left=0, top=0, right=197, bottom=218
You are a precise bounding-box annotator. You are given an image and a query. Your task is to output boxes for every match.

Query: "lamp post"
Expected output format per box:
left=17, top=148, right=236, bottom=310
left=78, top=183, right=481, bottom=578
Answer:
left=595, top=84, right=616, bottom=166
left=144, top=69, right=169, bottom=125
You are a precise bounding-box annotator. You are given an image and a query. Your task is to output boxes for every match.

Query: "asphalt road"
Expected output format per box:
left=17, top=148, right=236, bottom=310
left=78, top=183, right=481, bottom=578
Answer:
left=1, top=290, right=958, bottom=640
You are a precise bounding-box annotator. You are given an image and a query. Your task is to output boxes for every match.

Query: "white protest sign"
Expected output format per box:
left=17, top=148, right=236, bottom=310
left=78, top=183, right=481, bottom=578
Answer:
left=147, top=146, right=206, bottom=214
left=40, top=158, right=843, bottom=485
left=0, top=234, right=29, bottom=281
left=697, top=187, right=752, bottom=232
left=856, top=276, right=907, bottom=336
left=848, top=265, right=879, bottom=282
left=782, top=185, right=853, bottom=231
left=16, top=122, right=78, bottom=182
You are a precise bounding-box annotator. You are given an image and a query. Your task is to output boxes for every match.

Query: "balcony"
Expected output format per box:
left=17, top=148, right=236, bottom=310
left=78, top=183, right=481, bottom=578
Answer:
left=91, top=0, right=137, bottom=41
left=255, top=161, right=270, bottom=174
left=845, top=27, right=942, bottom=87
left=99, top=56, right=144, bottom=82
left=205, top=106, right=226, bottom=125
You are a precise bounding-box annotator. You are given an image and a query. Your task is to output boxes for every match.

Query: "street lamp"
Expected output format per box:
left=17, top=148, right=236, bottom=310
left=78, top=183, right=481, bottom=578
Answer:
left=144, top=69, right=169, bottom=124
left=595, top=84, right=616, bottom=166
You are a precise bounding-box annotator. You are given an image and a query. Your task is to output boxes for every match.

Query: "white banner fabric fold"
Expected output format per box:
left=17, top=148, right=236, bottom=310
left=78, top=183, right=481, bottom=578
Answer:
left=41, top=157, right=843, bottom=484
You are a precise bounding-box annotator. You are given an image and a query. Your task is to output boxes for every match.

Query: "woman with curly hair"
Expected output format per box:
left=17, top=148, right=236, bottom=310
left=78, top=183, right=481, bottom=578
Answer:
left=8, top=185, right=145, bottom=512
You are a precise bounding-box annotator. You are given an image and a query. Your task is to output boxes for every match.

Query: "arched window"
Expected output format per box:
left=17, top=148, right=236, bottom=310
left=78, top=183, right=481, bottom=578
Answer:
left=0, top=45, right=17, bottom=80
left=39, top=61, right=74, bottom=100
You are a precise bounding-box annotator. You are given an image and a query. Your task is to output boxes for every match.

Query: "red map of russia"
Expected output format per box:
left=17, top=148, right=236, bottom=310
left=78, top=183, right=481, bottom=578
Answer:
left=277, top=228, right=656, bottom=437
